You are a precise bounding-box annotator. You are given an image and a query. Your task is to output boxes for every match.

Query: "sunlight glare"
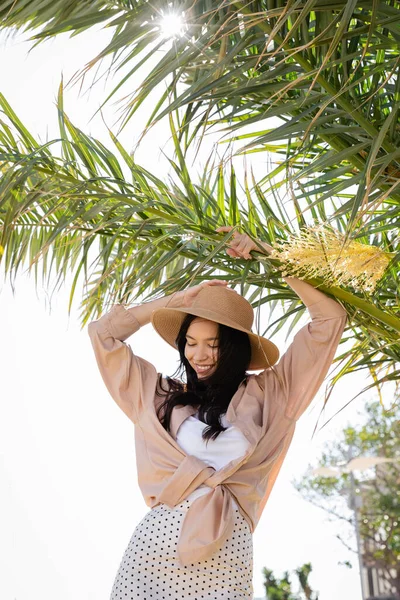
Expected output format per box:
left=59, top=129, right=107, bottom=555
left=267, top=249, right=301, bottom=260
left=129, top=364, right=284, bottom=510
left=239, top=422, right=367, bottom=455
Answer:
left=159, top=13, right=185, bottom=39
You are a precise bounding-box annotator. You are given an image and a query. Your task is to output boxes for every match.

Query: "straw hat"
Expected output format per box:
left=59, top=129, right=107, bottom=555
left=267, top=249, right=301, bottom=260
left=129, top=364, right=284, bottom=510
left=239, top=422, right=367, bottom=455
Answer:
left=151, top=286, right=279, bottom=370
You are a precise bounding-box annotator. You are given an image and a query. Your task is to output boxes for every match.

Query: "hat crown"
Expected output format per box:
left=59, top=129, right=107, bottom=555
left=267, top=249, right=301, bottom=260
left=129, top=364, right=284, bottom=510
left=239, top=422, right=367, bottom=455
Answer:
left=192, top=286, right=254, bottom=330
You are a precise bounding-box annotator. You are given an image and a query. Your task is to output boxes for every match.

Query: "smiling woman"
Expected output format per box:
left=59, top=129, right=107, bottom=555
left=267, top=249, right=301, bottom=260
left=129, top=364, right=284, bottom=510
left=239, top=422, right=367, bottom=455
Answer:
left=184, top=318, right=219, bottom=378
left=87, top=273, right=347, bottom=599
left=157, top=307, right=253, bottom=441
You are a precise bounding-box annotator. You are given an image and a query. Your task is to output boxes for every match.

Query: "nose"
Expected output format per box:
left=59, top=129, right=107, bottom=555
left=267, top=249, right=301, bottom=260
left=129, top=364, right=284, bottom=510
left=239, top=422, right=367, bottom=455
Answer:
left=193, top=347, right=210, bottom=362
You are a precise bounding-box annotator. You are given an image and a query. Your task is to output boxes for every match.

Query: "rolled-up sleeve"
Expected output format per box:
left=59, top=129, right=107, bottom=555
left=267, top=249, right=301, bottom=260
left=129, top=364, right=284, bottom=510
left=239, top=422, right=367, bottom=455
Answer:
left=87, top=304, right=157, bottom=423
left=271, top=295, right=347, bottom=421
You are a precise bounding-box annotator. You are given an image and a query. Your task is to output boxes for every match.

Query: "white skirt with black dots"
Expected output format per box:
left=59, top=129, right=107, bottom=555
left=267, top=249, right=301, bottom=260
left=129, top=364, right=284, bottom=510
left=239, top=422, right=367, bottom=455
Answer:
left=110, top=497, right=254, bottom=600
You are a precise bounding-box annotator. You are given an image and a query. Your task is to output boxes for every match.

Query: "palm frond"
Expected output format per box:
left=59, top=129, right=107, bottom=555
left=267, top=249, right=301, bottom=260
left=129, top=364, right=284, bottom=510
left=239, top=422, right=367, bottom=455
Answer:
left=0, top=90, right=398, bottom=404
left=1, top=2, right=399, bottom=402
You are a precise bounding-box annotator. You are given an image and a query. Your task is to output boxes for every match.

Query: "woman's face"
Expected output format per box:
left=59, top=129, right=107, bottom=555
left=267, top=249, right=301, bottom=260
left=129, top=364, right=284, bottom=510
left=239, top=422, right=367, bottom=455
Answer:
left=184, top=318, right=219, bottom=379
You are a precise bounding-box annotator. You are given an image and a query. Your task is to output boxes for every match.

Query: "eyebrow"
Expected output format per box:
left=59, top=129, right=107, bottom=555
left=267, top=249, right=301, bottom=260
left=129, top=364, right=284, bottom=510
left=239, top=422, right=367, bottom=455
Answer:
left=186, top=335, right=218, bottom=341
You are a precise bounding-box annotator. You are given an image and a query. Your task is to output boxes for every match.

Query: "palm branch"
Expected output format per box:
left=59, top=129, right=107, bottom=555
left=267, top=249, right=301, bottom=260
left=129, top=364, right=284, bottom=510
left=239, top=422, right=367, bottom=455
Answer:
left=1, top=1, right=399, bottom=405
left=2, top=1, right=399, bottom=217
left=0, top=89, right=398, bottom=405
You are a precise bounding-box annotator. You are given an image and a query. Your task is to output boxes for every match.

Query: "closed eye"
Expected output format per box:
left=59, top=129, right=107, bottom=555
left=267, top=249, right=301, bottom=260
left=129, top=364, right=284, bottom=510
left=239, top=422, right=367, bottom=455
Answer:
left=186, top=343, right=218, bottom=349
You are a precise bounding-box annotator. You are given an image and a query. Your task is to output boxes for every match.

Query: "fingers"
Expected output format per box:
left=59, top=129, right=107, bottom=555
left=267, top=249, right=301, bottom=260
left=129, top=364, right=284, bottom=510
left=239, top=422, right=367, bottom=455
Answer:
left=216, top=226, right=234, bottom=233
left=216, top=225, right=240, bottom=243
left=216, top=226, right=254, bottom=260
left=235, top=237, right=249, bottom=253
left=227, top=235, right=253, bottom=259
left=237, top=238, right=254, bottom=259
left=204, top=279, right=228, bottom=286
left=227, top=245, right=252, bottom=259
left=202, top=279, right=237, bottom=292
left=216, top=226, right=240, bottom=245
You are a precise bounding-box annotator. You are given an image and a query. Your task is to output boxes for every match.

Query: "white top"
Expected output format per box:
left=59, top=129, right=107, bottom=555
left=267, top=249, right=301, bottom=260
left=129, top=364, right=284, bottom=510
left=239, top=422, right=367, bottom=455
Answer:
left=175, top=411, right=250, bottom=509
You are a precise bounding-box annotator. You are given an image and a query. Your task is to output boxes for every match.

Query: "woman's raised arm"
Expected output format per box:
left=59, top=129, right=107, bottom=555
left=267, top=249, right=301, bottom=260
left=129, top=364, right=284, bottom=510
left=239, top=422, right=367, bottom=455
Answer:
left=216, top=226, right=347, bottom=420
left=87, top=280, right=229, bottom=422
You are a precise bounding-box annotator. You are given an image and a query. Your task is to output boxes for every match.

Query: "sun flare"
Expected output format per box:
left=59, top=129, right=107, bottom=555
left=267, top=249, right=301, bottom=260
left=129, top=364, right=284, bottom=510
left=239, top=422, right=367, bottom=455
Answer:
left=159, top=13, right=185, bottom=39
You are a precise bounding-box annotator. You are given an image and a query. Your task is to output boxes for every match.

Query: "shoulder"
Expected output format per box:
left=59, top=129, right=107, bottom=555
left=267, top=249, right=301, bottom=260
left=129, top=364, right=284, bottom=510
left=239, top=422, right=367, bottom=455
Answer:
left=248, top=368, right=284, bottom=398
left=247, top=369, right=269, bottom=389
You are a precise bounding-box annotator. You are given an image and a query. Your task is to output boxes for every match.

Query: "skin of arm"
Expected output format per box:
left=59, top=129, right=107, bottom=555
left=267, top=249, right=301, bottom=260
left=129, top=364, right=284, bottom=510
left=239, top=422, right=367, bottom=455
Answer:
left=125, top=280, right=230, bottom=327
left=125, top=292, right=184, bottom=328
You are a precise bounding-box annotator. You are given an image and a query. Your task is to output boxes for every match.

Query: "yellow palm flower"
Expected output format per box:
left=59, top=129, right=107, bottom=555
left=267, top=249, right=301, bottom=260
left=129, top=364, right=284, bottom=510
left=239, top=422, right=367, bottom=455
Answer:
left=269, top=226, right=393, bottom=293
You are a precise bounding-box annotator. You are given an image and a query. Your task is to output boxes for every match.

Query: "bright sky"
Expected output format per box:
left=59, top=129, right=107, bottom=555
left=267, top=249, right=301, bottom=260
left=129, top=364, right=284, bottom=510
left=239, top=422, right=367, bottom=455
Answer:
left=0, top=23, right=371, bottom=600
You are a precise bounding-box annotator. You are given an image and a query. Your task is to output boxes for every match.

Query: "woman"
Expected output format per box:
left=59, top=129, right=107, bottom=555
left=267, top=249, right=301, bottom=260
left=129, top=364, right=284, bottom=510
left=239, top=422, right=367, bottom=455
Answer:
left=88, top=227, right=347, bottom=600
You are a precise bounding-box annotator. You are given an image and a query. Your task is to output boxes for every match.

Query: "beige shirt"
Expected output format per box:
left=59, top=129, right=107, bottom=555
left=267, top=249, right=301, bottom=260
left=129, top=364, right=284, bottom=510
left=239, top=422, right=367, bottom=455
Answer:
left=88, top=294, right=346, bottom=566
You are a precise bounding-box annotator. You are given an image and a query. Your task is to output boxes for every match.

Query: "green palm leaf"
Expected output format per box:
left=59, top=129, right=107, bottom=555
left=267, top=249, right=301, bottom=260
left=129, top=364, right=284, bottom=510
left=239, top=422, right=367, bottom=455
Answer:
left=0, top=90, right=398, bottom=404
left=1, top=1, right=399, bottom=404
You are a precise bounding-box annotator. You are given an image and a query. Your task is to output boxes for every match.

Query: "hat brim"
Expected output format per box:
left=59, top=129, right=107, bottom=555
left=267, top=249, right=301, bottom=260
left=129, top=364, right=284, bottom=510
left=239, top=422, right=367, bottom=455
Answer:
left=150, top=306, right=279, bottom=370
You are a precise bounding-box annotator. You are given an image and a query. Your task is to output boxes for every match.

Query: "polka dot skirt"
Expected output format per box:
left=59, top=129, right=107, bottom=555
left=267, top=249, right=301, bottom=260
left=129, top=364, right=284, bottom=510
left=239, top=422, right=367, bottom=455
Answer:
left=110, top=498, right=254, bottom=599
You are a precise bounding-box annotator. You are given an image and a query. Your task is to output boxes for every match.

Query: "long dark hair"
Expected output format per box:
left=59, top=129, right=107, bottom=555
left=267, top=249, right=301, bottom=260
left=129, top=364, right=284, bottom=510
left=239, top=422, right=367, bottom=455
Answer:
left=156, top=313, right=252, bottom=444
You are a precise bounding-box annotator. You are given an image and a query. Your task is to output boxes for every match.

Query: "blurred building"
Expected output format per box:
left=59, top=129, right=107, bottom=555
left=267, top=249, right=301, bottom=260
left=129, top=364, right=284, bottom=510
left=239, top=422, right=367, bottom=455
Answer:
left=358, top=461, right=399, bottom=600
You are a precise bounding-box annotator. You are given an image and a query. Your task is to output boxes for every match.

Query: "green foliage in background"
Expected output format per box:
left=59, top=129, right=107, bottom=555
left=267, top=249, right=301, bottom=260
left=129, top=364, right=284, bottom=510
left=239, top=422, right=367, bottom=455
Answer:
left=294, top=400, right=400, bottom=594
left=262, top=562, right=319, bottom=600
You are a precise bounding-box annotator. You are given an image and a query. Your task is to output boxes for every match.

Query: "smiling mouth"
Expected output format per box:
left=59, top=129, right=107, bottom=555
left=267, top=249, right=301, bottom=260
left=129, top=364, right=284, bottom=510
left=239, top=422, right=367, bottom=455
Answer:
left=195, top=365, right=214, bottom=374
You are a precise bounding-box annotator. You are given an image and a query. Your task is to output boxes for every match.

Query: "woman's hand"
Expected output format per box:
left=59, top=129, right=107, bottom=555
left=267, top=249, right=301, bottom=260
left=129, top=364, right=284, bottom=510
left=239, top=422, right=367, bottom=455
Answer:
left=138, top=281, right=231, bottom=324
left=216, top=226, right=273, bottom=259
left=177, top=279, right=234, bottom=307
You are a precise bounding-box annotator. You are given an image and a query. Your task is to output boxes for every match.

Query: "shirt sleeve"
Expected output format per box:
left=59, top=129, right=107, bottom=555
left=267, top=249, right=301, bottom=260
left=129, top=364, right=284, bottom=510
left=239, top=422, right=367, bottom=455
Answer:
left=261, top=294, right=347, bottom=421
left=87, top=304, right=158, bottom=424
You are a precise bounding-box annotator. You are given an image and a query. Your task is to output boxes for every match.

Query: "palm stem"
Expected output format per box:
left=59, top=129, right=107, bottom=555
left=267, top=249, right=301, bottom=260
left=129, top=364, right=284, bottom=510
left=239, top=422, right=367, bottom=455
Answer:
left=304, top=279, right=400, bottom=332
left=253, top=251, right=400, bottom=331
